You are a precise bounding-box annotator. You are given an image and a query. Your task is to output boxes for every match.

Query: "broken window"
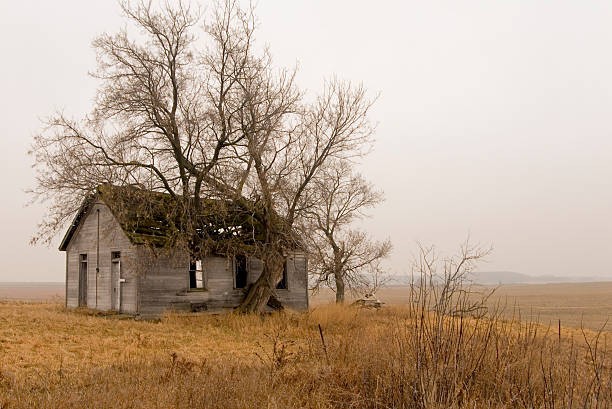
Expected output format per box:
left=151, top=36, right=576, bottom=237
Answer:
left=189, top=259, right=205, bottom=289
left=276, top=260, right=288, bottom=289
left=234, top=255, right=247, bottom=289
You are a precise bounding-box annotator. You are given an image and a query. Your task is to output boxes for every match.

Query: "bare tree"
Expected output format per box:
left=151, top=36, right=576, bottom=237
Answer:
left=31, top=0, right=246, bottom=246
left=306, top=162, right=392, bottom=303
left=225, top=77, right=376, bottom=312
left=31, top=0, right=377, bottom=312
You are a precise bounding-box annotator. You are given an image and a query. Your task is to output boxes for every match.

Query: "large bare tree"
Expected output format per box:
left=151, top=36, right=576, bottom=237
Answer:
left=306, top=162, right=392, bottom=303
left=31, top=0, right=376, bottom=312
left=31, top=0, right=245, bottom=245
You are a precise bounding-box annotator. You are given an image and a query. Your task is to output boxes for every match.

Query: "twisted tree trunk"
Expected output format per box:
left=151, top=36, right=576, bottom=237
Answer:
left=235, top=251, right=284, bottom=313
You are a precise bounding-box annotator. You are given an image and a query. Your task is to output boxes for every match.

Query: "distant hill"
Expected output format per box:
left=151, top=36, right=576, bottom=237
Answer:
left=388, top=271, right=610, bottom=286
left=469, top=271, right=610, bottom=285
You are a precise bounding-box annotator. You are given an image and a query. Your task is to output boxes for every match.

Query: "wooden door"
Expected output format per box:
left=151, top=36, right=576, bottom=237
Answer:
left=78, top=254, right=88, bottom=307
left=111, top=251, right=124, bottom=312
left=111, top=260, right=119, bottom=311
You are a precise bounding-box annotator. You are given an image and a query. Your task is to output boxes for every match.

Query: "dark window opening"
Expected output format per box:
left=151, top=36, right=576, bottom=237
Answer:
left=276, top=260, right=288, bottom=289
left=235, top=255, right=248, bottom=289
left=111, top=251, right=121, bottom=260
left=189, top=259, right=205, bottom=289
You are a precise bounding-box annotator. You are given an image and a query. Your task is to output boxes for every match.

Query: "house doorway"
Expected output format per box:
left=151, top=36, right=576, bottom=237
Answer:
left=111, top=252, right=124, bottom=312
left=78, top=254, right=88, bottom=307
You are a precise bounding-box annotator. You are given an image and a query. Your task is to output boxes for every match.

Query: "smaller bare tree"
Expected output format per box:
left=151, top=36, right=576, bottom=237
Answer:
left=306, top=162, right=392, bottom=303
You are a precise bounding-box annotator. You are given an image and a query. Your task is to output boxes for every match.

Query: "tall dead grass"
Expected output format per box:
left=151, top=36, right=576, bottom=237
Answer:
left=0, top=299, right=610, bottom=408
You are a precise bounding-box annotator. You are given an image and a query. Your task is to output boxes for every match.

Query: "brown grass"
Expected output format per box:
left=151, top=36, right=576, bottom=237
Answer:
left=1, top=301, right=612, bottom=408
left=313, top=282, right=612, bottom=331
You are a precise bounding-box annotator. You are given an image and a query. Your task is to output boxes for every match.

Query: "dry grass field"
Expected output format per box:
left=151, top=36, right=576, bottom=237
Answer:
left=313, top=282, right=612, bottom=332
left=1, top=282, right=612, bottom=408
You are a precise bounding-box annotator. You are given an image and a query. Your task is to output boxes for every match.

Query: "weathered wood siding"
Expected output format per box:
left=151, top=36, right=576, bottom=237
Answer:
left=138, top=252, right=308, bottom=315
left=138, top=254, right=245, bottom=314
left=276, top=253, right=309, bottom=311
left=137, top=249, right=190, bottom=316
left=200, top=256, right=242, bottom=308
left=65, top=200, right=138, bottom=313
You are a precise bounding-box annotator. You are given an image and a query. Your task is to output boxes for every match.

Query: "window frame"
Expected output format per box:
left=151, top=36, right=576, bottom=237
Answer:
left=188, top=258, right=207, bottom=291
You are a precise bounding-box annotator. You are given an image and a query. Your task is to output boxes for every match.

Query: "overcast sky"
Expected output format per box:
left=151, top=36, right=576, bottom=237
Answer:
left=1, top=1, right=611, bottom=281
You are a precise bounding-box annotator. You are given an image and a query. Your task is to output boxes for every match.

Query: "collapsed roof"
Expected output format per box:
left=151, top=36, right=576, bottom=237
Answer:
left=59, top=185, right=267, bottom=252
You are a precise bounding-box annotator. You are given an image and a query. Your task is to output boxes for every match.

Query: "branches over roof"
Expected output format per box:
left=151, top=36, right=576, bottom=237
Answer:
left=59, top=184, right=269, bottom=253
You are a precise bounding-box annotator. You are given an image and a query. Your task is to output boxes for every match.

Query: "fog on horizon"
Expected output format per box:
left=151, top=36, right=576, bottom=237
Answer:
left=1, top=0, right=611, bottom=282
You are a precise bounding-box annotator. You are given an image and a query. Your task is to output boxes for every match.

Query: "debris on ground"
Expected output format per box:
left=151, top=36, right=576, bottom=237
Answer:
left=352, top=293, right=384, bottom=309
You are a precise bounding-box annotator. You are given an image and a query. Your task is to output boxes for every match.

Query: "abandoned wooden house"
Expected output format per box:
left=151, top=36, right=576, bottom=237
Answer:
left=59, top=186, right=309, bottom=316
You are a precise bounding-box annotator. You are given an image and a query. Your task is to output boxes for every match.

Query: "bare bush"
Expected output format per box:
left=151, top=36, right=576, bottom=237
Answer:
left=410, top=239, right=495, bottom=319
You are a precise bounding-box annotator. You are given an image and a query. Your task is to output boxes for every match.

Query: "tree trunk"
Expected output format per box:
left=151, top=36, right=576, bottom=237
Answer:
left=335, top=271, right=345, bottom=303
left=332, top=248, right=345, bottom=303
left=235, top=253, right=284, bottom=313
